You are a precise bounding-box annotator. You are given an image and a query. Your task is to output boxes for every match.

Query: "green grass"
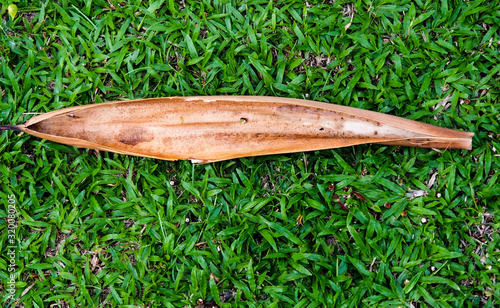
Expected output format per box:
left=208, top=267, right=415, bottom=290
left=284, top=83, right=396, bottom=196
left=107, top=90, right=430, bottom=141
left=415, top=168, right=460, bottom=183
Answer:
left=0, top=0, right=499, bottom=307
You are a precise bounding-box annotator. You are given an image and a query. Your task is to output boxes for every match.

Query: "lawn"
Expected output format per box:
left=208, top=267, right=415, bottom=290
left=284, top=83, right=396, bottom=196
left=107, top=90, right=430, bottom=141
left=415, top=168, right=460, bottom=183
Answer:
left=0, top=0, right=499, bottom=307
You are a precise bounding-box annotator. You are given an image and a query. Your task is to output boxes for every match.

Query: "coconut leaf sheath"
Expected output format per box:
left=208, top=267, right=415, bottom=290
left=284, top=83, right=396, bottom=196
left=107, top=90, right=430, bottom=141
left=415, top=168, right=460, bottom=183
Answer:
left=2, top=96, right=473, bottom=163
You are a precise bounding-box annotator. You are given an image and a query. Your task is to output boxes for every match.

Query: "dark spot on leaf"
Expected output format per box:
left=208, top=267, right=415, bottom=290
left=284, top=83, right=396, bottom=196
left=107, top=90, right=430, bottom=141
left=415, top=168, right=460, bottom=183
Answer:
left=118, top=127, right=152, bottom=146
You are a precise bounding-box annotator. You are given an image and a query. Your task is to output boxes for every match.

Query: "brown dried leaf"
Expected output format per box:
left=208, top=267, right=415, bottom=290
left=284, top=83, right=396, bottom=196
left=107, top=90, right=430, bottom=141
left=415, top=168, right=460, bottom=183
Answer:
left=1, top=96, right=473, bottom=163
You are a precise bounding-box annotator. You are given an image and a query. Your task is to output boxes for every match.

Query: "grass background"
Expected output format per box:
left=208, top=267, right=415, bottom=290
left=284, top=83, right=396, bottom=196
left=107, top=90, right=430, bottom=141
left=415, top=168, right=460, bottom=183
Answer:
left=0, top=0, right=499, bottom=307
